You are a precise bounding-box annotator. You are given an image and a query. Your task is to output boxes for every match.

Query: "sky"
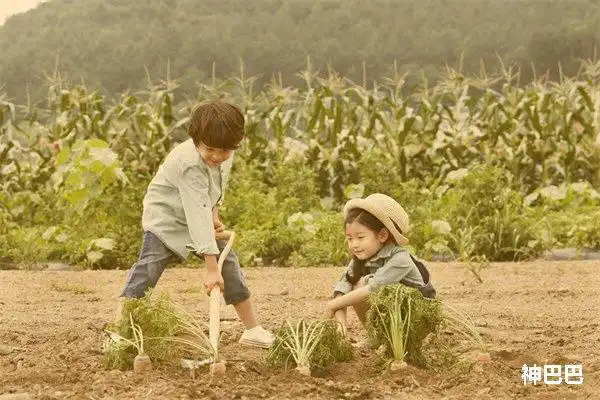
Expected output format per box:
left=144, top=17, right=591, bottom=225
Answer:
left=0, top=0, right=45, bottom=25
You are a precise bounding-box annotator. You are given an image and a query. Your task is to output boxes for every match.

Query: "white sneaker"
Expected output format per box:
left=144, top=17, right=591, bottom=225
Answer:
left=238, top=325, right=275, bottom=348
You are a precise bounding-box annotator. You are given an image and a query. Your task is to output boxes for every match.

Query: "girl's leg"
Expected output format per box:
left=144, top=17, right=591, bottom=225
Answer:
left=350, top=278, right=380, bottom=349
left=351, top=278, right=370, bottom=327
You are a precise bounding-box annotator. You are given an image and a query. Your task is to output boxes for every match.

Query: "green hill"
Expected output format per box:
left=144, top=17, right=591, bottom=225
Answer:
left=1, top=0, right=599, bottom=102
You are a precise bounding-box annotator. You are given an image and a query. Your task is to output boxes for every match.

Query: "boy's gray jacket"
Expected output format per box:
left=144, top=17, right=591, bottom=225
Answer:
left=141, top=138, right=232, bottom=258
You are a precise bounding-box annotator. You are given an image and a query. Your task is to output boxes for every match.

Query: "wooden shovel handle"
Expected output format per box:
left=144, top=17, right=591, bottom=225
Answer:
left=209, top=231, right=236, bottom=352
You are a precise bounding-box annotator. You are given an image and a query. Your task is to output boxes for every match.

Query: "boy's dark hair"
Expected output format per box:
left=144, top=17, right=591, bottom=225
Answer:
left=188, top=100, right=245, bottom=150
left=344, top=208, right=393, bottom=285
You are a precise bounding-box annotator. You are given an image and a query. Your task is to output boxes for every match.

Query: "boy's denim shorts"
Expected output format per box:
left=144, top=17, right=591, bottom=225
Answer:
left=120, top=231, right=251, bottom=305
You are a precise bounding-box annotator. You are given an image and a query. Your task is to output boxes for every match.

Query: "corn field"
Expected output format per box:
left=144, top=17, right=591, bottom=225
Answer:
left=3, top=60, right=600, bottom=200
left=1, top=60, right=600, bottom=266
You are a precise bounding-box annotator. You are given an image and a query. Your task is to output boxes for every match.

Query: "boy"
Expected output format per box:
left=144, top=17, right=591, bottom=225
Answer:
left=115, top=100, right=274, bottom=348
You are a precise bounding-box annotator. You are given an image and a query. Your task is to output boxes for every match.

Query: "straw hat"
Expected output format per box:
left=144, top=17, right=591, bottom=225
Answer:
left=343, top=193, right=410, bottom=245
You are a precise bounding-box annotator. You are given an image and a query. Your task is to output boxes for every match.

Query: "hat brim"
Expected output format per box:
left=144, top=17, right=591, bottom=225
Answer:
left=343, top=198, right=409, bottom=245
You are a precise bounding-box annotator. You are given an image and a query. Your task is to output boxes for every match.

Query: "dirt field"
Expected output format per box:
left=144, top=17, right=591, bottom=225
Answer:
left=1, top=260, right=599, bottom=399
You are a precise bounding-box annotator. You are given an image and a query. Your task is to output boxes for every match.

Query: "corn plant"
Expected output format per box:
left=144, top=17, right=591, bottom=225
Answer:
left=2, top=59, right=600, bottom=266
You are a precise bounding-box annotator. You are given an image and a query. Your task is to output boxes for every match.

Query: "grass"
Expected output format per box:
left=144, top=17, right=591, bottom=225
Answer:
left=50, top=281, right=95, bottom=294
left=441, top=304, right=486, bottom=353
left=176, top=286, right=203, bottom=294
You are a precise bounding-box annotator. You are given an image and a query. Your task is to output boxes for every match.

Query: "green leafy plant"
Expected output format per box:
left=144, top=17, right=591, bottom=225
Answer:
left=373, top=286, right=412, bottom=363
left=101, top=291, right=180, bottom=370
left=2, top=61, right=600, bottom=270
left=105, top=313, right=147, bottom=356
left=442, top=304, right=486, bottom=353
left=160, top=303, right=217, bottom=363
left=264, top=319, right=353, bottom=375
left=52, top=138, right=129, bottom=212
left=366, top=285, right=444, bottom=367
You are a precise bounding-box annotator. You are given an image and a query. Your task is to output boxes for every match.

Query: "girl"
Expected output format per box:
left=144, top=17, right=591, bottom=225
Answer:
left=325, top=193, right=436, bottom=338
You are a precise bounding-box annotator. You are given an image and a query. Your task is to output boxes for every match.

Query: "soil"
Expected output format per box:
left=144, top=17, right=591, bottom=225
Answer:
left=1, top=260, right=599, bottom=399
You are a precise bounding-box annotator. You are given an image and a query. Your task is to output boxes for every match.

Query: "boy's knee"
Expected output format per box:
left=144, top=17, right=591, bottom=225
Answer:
left=220, top=259, right=250, bottom=305
left=224, top=290, right=251, bottom=306
left=222, top=273, right=251, bottom=305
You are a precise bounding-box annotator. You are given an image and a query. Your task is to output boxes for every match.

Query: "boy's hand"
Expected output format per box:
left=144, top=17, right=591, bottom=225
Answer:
left=214, top=218, right=224, bottom=233
left=204, top=255, right=224, bottom=294
left=204, top=269, right=224, bottom=294
left=213, top=208, right=224, bottom=233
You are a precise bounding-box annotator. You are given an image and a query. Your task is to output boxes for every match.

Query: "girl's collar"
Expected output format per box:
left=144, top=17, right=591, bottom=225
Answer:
left=367, top=242, right=397, bottom=263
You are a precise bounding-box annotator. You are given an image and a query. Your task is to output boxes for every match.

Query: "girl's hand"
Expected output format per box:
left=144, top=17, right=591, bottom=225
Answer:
left=325, top=304, right=335, bottom=319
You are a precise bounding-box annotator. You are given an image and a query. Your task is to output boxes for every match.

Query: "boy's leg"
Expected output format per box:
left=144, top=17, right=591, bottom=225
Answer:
left=232, top=299, right=258, bottom=329
left=218, top=242, right=254, bottom=327
left=218, top=240, right=274, bottom=348
left=115, top=232, right=177, bottom=322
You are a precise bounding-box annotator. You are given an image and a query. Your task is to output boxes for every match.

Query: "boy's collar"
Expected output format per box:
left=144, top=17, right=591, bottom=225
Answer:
left=367, top=242, right=396, bottom=263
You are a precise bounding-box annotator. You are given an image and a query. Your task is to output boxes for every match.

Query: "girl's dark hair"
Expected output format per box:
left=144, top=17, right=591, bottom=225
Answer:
left=344, top=208, right=393, bottom=285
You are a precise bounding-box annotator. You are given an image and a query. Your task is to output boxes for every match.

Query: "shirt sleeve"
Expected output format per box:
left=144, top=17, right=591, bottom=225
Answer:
left=217, top=154, right=234, bottom=207
left=178, top=165, right=219, bottom=255
left=332, top=260, right=355, bottom=295
left=366, top=251, right=417, bottom=293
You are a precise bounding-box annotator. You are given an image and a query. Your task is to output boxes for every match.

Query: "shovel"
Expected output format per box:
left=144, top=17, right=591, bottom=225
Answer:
left=185, top=230, right=235, bottom=375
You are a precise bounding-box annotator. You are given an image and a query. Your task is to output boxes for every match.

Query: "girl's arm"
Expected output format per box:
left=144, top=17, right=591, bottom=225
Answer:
left=333, top=305, right=347, bottom=336
left=327, top=250, right=419, bottom=313
left=325, top=293, right=349, bottom=337
left=326, top=286, right=370, bottom=313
